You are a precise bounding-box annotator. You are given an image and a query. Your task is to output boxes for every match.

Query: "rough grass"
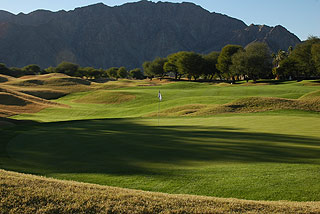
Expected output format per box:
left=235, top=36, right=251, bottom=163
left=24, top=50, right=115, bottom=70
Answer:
left=150, top=96, right=320, bottom=117
left=1, top=169, right=320, bottom=214
left=299, top=89, right=320, bottom=100
left=74, top=91, right=136, bottom=104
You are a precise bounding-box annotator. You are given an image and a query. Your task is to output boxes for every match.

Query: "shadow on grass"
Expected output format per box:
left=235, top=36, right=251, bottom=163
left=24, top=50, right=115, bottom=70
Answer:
left=2, top=118, right=320, bottom=176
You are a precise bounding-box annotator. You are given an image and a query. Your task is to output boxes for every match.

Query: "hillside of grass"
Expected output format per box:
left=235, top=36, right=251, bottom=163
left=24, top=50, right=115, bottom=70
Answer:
left=1, top=169, right=320, bottom=214
left=1, top=76, right=320, bottom=212
left=10, top=79, right=320, bottom=122
left=0, top=85, right=67, bottom=117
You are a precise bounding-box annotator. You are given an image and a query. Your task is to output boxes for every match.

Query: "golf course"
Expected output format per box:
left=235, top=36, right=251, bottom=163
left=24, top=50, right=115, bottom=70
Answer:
left=1, top=73, right=320, bottom=211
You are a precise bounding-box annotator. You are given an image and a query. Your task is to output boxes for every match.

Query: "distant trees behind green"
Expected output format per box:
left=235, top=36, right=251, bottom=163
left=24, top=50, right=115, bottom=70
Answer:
left=1, top=37, right=319, bottom=83
left=273, top=36, right=320, bottom=80
left=0, top=62, right=144, bottom=80
left=143, top=37, right=320, bottom=82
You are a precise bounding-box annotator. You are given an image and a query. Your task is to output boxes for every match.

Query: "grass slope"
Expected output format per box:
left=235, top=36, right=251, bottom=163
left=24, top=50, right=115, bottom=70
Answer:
left=11, top=80, right=320, bottom=122
left=1, top=169, right=320, bottom=214
left=1, top=78, right=320, bottom=205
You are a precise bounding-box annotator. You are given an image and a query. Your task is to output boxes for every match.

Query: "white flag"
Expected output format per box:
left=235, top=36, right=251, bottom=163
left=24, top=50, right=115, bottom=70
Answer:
left=158, top=90, right=162, bottom=101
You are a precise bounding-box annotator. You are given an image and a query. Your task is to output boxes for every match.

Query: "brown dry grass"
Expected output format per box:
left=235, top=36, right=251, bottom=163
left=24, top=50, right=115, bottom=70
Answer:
left=0, top=169, right=319, bottom=214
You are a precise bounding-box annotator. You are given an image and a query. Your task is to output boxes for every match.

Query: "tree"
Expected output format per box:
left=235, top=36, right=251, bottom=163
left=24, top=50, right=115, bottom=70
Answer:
left=55, top=62, right=79, bottom=76
left=311, top=43, right=320, bottom=75
left=143, top=61, right=154, bottom=80
left=106, top=67, right=118, bottom=80
left=272, top=50, right=289, bottom=80
left=176, top=52, right=204, bottom=80
left=117, top=66, right=128, bottom=79
left=290, top=36, right=320, bottom=79
left=143, top=57, right=167, bottom=80
left=246, top=42, right=272, bottom=81
left=44, top=66, right=56, bottom=74
left=217, top=44, right=243, bottom=83
left=22, top=64, right=41, bottom=75
left=129, top=68, right=144, bottom=80
left=203, top=51, right=220, bottom=80
left=231, top=43, right=272, bottom=82
left=274, top=57, right=300, bottom=80
left=9, top=67, right=24, bottom=77
left=164, top=52, right=183, bottom=80
left=0, top=63, right=11, bottom=76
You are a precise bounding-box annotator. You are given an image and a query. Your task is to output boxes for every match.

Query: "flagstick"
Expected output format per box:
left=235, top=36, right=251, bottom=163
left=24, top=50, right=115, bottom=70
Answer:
left=158, top=99, right=160, bottom=126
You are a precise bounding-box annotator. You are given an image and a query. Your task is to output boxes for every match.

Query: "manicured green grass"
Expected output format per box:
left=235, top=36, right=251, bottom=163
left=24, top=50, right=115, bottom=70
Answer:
left=2, top=80, right=320, bottom=201
left=12, top=80, right=320, bottom=122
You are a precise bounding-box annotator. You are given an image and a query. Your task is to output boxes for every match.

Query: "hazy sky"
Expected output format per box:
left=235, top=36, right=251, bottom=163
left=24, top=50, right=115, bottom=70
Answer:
left=1, top=0, right=319, bottom=41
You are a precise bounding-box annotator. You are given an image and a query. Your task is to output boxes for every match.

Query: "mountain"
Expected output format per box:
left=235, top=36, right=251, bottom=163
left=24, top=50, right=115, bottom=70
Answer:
left=0, top=1, right=301, bottom=69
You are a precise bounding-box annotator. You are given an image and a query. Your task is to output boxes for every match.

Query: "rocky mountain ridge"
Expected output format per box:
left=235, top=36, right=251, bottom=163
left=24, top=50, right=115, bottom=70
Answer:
left=0, top=1, right=301, bottom=69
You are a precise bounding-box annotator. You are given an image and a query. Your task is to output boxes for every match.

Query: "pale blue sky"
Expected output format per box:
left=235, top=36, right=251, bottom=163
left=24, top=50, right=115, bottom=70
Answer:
left=1, top=0, right=319, bottom=40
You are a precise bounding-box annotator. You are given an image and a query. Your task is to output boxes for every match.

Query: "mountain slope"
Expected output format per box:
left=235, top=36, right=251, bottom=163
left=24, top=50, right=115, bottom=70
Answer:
left=0, top=1, right=301, bottom=69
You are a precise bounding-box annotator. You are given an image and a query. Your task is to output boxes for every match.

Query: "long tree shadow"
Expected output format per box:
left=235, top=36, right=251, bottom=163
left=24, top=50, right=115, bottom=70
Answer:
left=2, top=118, right=320, bottom=176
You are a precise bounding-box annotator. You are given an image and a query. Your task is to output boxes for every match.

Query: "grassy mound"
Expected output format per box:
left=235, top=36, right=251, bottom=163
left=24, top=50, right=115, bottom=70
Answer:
left=0, top=86, right=67, bottom=117
left=18, top=89, right=67, bottom=100
left=147, top=104, right=211, bottom=117
left=209, top=96, right=320, bottom=114
left=10, top=76, right=91, bottom=87
left=1, top=169, right=319, bottom=214
left=299, top=90, right=320, bottom=100
left=152, top=96, right=320, bottom=117
left=44, top=77, right=91, bottom=86
left=74, top=91, right=136, bottom=104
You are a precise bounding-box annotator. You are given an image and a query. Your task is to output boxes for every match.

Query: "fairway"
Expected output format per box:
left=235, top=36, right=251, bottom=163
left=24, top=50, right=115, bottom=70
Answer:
left=1, top=80, right=320, bottom=201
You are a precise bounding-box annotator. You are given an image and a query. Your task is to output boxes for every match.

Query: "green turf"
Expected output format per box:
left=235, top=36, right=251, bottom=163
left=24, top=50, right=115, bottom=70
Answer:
left=2, top=80, right=320, bottom=201
left=11, top=80, right=320, bottom=122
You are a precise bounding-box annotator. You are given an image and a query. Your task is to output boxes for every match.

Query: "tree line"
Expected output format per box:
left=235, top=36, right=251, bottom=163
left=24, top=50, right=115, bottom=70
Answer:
left=1, top=37, right=319, bottom=83
left=0, top=62, right=144, bottom=80
left=143, top=37, right=320, bottom=83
